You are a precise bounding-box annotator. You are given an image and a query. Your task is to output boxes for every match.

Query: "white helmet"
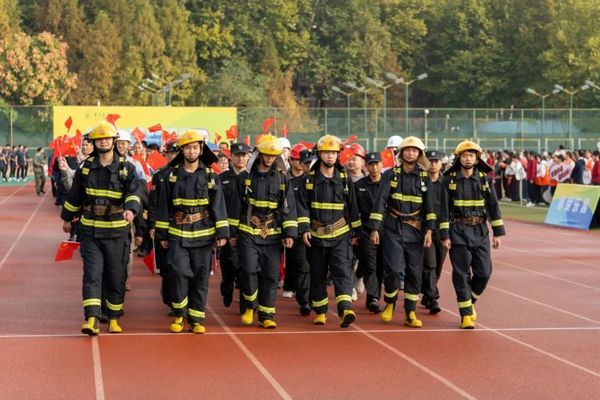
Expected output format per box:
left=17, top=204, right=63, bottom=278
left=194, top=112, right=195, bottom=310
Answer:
left=387, top=135, right=403, bottom=148
left=277, top=137, right=291, bottom=149
left=116, top=129, right=133, bottom=144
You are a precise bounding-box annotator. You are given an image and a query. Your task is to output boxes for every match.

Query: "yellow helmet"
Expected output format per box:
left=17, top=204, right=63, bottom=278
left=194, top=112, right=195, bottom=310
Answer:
left=454, top=140, right=482, bottom=156
left=177, top=130, right=205, bottom=147
left=88, top=121, right=118, bottom=140
left=256, top=134, right=283, bottom=155
left=316, top=135, right=342, bottom=152
left=399, top=136, right=425, bottom=152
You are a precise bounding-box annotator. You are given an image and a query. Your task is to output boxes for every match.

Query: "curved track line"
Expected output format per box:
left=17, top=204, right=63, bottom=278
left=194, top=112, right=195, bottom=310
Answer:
left=0, top=192, right=47, bottom=271
left=207, top=305, right=293, bottom=400
left=442, top=308, right=600, bottom=379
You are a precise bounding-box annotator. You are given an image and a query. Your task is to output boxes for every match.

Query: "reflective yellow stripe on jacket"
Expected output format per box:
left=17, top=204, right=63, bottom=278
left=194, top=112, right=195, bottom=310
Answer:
left=85, top=188, right=123, bottom=199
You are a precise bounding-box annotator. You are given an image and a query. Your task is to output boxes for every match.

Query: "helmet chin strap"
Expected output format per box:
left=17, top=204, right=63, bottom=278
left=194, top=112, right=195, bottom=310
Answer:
left=184, top=155, right=199, bottom=164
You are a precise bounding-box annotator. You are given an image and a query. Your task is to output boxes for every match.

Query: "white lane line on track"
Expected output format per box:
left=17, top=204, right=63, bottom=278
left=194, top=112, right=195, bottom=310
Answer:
left=0, top=183, right=29, bottom=207
left=494, top=260, right=600, bottom=292
left=442, top=308, right=600, bottom=379
left=2, top=326, right=600, bottom=339
left=207, top=305, right=293, bottom=400
left=441, top=271, right=600, bottom=324
left=91, top=336, right=106, bottom=400
left=0, top=191, right=47, bottom=271
left=328, top=312, right=478, bottom=400
left=501, top=245, right=600, bottom=270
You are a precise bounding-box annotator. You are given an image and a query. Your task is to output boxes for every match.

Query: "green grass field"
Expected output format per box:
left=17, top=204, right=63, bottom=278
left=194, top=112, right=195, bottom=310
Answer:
left=499, top=202, right=549, bottom=224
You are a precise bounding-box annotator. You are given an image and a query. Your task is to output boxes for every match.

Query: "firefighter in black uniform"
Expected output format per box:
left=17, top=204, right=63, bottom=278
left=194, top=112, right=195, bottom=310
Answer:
left=61, top=121, right=143, bottom=335
left=218, top=142, right=251, bottom=308
left=229, top=135, right=297, bottom=329
left=148, top=139, right=180, bottom=314
left=355, top=152, right=384, bottom=313
left=153, top=130, right=229, bottom=334
left=297, top=135, right=361, bottom=328
left=285, top=143, right=311, bottom=315
left=368, top=136, right=435, bottom=328
left=439, top=140, right=505, bottom=329
left=420, top=150, right=447, bottom=314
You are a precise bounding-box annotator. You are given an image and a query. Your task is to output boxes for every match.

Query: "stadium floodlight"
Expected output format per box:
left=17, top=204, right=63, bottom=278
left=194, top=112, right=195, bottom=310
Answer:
left=417, top=73, right=428, bottom=81
left=390, top=72, right=428, bottom=135
left=581, top=84, right=590, bottom=91
left=344, top=81, right=359, bottom=90
left=331, top=85, right=355, bottom=135
left=365, top=76, right=395, bottom=135
left=554, top=84, right=565, bottom=92
left=525, top=87, right=555, bottom=136
left=385, top=72, right=404, bottom=84
left=552, top=84, right=585, bottom=141
left=584, top=79, right=600, bottom=91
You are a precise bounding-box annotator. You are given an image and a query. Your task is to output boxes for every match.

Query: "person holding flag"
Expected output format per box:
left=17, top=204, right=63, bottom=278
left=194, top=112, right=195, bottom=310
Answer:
left=438, top=140, right=505, bottom=329
left=60, top=121, right=143, bottom=335
left=368, top=136, right=435, bottom=328
left=152, top=130, right=229, bottom=334
left=228, top=135, right=297, bottom=329
left=296, top=135, right=361, bottom=328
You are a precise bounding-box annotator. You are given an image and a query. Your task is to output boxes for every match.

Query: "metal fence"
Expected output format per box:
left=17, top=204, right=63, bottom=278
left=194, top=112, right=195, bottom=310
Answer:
left=2, top=105, right=600, bottom=153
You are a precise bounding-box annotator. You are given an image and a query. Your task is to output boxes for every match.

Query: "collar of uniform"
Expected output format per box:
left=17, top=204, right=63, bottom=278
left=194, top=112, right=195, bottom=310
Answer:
left=89, top=153, right=121, bottom=172
left=397, top=163, right=421, bottom=176
left=456, top=168, right=480, bottom=181
left=314, top=167, right=342, bottom=185
left=176, top=162, right=206, bottom=178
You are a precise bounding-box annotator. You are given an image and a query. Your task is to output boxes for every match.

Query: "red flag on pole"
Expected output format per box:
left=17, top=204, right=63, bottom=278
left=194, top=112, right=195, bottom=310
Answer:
left=106, top=114, right=121, bottom=127
left=142, top=249, right=156, bottom=275
left=214, top=133, right=222, bottom=144
left=65, top=116, right=73, bottom=132
left=131, top=127, right=146, bottom=144
left=226, top=125, right=239, bottom=140
left=211, top=162, right=222, bottom=175
left=148, top=123, right=162, bottom=133
left=380, top=148, right=396, bottom=168
left=244, top=135, right=251, bottom=145
left=146, top=150, right=167, bottom=171
left=161, top=130, right=177, bottom=144
left=55, top=240, right=80, bottom=262
left=343, top=135, right=357, bottom=145
left=132, top=154, right=150, bottom=175
left=262, top=117, right=275, bottom=134
left=339, top=146, right=355, bottom=165
left=281, top=124, right=287, bottom=138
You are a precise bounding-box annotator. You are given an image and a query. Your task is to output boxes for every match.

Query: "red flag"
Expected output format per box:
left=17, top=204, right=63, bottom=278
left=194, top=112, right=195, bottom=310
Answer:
left=146, top=150, right=167, bottom=171
left=262, top=117, right=275, bottom=133
left=106, top=114, right=121, bottom=126
left=339, top=146, right=355, bottom=165
left=131, top=127, right=146, bottom=144
left=211, top=162, right=222, bottom=175
left=132, top=154, right=150, bottom=175
left=344, top=135, right=357, bottom=145
left=226, top=125, right=239, bottom=140
left=54, top=240, right=80, bottom=262
left=381, top=148, right=396, bottom=168
left=220, top=148, right=231, bottom=158
left=244, top=135, right=251, bottom=145
left=148, top=123, right=162, bottom=133
left=214, top=133, right=222, bottom=144
left=65, top=116, right=73, bottom=132
left=281, top=124, right=287, bottom=138
left=161, top=130, right=177, bottom=144
left=299, top=141, right=314, bottom=150
left=73, top=129, right=82, bottom=148
left=142, top=249, right=156, bottom=275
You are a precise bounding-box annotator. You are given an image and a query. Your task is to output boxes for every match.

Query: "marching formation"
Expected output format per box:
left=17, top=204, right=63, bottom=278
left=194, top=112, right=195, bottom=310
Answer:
left=59, top=121, right=505, bottom=336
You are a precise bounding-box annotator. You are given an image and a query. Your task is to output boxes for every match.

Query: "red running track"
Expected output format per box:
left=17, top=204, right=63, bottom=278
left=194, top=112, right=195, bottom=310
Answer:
left=1, top=183, right=599, bottom=399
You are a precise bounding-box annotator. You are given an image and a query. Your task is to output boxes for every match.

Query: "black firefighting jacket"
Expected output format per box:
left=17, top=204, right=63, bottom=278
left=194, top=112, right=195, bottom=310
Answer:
left=296, top=163, right=362, bottom=247
left=354, top=175, right=381, bottom=238
left=61, top=152, right=143, bottom=239
left=228, top=162, right=298, bottom=244
left=152, top=163, right=229, bottom=247
left=219, top=168, right=243, bottom=229
left=438, top=168, right=505, bottom=245
left=367, top=164, right=435, bottom=244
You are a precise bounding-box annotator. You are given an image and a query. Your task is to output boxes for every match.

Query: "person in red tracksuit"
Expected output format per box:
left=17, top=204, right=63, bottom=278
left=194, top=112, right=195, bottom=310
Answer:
left=591, top=151, right=600, bottom=185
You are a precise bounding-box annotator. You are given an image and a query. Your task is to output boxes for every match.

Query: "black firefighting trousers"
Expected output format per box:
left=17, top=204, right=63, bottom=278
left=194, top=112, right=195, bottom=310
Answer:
left=284, top=238, right=310, bottom=307
left=238, top=233, right=281, bottom=321
left=381, top=228, right=423, bottom=313
left=219, top=242, right=240, bottom=295
left=357, top=236, right=383, bottom=306
left=308, top=238, right=353, bottom=316
left=80, top=234, right=129, bottom=319
left=168, top=240, right=213, bottom=324
left=421, top=230, right=447, bottom=303
left=449, top=242, right=492, bottom=316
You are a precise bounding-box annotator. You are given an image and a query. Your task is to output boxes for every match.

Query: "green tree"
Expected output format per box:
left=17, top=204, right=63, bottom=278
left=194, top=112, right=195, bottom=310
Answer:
left=0, top=0, right=20, bottom=36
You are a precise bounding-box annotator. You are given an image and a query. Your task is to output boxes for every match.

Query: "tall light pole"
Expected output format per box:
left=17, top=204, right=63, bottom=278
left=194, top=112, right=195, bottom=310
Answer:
left=525, top=88, right=556, bottom=137
left=332, top=85, right=355, bottom=135
left=386, top=72, right=428, bottom=135
left=365, top=77, right=393, bottom=136
left=137, top=83, right=159, bottom=106
left=345, top=81, right=370, bottom=138
left=554, top=84, right=584, bottom=142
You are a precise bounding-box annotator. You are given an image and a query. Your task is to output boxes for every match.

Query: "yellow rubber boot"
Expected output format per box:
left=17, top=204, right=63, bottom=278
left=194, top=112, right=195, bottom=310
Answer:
left=108, top=319, right=122, bottom=333
left=471, top=304, right=477, bottom=321
left=339, top=309, right=356, bottom=328
left=313, top=313, right=327, bottom=325
left=170, top=316, right=185, bottom=333
left=461, top=315, right=475, bottom=329
left=404, top=311, right=423, bottom=328
left=259, top=320, right=277, bottom=329
left=81, top=317, right=99, bottom=336
left=191, top=323, right=206, bottom=334
left=381, top=303, right=395, bottom=323
left=241, top=308, right=254, bottom=325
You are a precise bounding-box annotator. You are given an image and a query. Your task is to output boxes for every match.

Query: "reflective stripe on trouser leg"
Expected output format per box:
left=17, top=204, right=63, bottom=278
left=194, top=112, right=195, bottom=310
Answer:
left=256, top=243, right=281, bottom=321
left=449, top=244, right=474, bottom=316
left=186, top=244, right=213, bottom=324
left=238, top=233, right=260, bottom=311
left=80, top=234, right=105, bottom=318
left=381, top=229, right=406, bottom=304
left=328, top=238, right=354, bottom=315
left=458, top=299, right=473, bottom=317
left=469, top=242, right=492, bottom=302
left=402, top=242, right=424, bottom=312
left=309, top=245, right=329, bottom=314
